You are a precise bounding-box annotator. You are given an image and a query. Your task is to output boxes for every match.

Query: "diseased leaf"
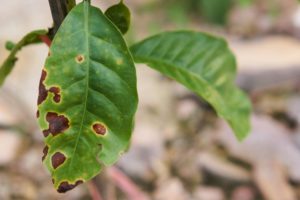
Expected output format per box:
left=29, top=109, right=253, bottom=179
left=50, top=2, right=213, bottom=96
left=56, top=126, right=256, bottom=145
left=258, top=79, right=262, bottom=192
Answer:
left=37, top=1, right=138, bottom=193
left=0, top=30, right=47, bottom=86
left=130, top=31, right=251, bottom=140
left=105, top=0, right=131, bottom=34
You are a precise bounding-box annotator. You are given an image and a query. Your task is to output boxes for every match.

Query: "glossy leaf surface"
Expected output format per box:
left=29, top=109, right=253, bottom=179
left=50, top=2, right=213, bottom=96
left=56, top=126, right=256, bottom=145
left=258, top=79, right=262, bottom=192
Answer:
left=0, top=30, right=47, bottom=86
left=37, top=1, right=137, bottom=193
left=105, top=0, right=131, bottom=34
left=130, top=31, right=251, bottom=140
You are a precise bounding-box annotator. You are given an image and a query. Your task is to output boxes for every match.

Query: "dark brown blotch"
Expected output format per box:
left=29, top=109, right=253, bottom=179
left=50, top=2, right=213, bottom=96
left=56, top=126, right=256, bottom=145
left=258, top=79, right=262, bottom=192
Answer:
left=49, top=87, right=61, bottom=103
left=36, top=110, right=40, bottom=118
left=43, top=130, right=50, bottom=137
left=42, top=146, right=49, bottom=161
left=57, top=180, right=83, bottom=193
left=92, top=123, right=107, bottom=135
left=37, top=70, right=62, bottom=104
left=43, top=112, right=70, bottom=137
left=37, top=70, right=48, bottom=105
left=51, top=152, right=66, bottom=169
left=76, top=55, right=84, bottom=63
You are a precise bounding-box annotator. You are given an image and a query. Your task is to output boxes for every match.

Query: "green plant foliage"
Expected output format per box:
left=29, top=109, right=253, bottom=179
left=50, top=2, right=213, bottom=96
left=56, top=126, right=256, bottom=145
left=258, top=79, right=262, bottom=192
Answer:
left=67, top=0, right=76, bottom=11
left=199, top=0, right=232, bottom=25
left=105, top=0, right=131, bottom=34
left=130, top=31, right=251, bottom=140
left=37, top=1, right=137, bottom=193
left=5, top=41, right=16, bottom=51
left=237, top=0, right=254, bottom=7
left=0, top=30, right=47, bottom=86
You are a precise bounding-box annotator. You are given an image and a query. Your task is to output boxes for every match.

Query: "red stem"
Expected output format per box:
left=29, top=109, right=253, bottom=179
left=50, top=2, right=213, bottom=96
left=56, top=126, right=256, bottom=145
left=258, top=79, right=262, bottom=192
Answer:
left=108, top=167, right=149, bottom=200
left=39, top=35, right=52, bottom=47
left=87, top=180, right=104, bottom=200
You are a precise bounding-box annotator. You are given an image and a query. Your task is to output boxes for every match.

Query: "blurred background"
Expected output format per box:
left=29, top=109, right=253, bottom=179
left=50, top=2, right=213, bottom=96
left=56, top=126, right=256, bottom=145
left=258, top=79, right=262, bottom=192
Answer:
left=1, top=0, right=300, bottom=199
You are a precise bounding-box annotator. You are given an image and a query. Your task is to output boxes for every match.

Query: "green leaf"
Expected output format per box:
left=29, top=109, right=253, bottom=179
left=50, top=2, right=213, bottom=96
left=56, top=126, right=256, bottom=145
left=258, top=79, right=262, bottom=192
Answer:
left=130, top=31, right=251, bottom=140
left=37, top=1, right=138, bottom=193
left=199, top=0, right=232, bottom=25
left=238, top=0, right=254, bottom=7
left=5, top=41, right=16, bottom=51
left=0, top=30, right=47, bottom=87
left=105, top=0, right=131, bottom=34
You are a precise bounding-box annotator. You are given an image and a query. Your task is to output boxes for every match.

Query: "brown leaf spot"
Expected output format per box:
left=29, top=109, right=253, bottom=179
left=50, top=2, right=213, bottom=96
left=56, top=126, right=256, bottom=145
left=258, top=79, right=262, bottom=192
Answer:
left=51, top=152, right=66, bottom=169
left=57, top=180, right=83, bottom=193
left=43, top=130, right=50, bottom=137
left=76, top=55, right=84, bottom=63
left=43, top=112, right=70, bottom=137
left=49, top=87, right=61, bottom=103
left=37, top=70, right=48, bottom=105
left=92, top=123, right=107, bottom=135
left=37, top=70, right=62, bottom=104
left=42, top=146, right=49, bottom=161
left=36, top=110, right=40, bottom=118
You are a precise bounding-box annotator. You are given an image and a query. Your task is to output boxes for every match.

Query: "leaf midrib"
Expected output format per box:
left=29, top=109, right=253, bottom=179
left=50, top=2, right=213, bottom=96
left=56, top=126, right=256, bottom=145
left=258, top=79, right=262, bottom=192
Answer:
left=134, top=54, right=248, bottom=139
left=134, top=55, right=231, bottom=117
left=68, top=1, right=92, bottom=173
left=135, top=55, right=250, bottom=139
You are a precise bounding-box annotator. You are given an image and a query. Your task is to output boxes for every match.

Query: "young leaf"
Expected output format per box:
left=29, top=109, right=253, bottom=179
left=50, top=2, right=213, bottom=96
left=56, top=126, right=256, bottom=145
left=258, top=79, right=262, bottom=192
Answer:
left=0, top=30, right=48, bottom=86
left=130, top=31, right=251, bottom=140
left=5, top=41, right=16, bottom=51
left=104, top=0, right=131, bottom=34
left=37, top=1, right=138, bottom=193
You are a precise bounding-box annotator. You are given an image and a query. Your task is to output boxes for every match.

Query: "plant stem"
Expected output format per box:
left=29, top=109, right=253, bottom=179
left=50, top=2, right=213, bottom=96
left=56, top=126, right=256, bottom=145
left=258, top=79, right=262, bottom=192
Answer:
left=108, top=167, right=149, bottom=200
left=48, top=0, right=76, bottom=39
left=67, top=0, right=76, bottom=11
left=87, top=180, right=104, bottom=200
left=39, top=35, right=52, bottom=47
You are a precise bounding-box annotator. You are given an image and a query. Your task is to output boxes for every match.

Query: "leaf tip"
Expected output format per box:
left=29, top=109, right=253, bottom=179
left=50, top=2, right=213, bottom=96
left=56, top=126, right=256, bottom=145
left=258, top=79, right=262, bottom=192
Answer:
left=232, top=118, right=251, bottom=142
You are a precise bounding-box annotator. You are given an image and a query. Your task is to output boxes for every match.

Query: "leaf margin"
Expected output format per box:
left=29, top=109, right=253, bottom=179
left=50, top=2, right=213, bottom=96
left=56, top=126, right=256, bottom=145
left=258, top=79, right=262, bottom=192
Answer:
left=130, top=30, right=251, bottom=140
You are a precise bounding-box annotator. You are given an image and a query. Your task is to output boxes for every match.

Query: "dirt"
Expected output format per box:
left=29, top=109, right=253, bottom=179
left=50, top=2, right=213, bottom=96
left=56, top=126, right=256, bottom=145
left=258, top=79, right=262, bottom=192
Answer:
left=1, top=0, right=300, bottom=199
